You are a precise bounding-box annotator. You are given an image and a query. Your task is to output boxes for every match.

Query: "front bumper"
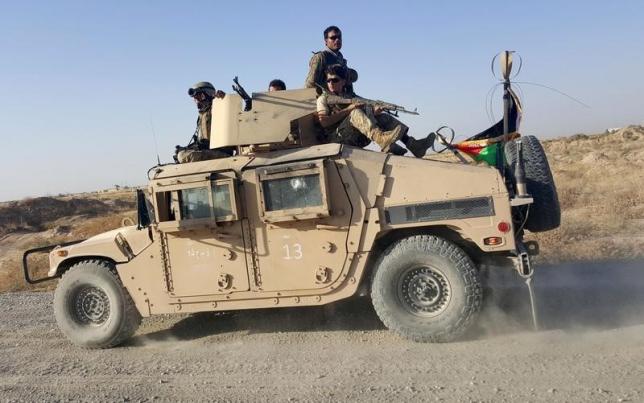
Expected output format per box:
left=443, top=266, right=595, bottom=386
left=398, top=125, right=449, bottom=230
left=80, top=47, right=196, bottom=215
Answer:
left=22, top=240, right=84, bottom=284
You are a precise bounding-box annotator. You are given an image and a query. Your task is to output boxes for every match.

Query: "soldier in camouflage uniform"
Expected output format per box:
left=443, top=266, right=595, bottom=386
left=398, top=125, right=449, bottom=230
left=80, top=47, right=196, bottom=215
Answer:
left=316, top=65, right=434, bottom=157
left=175, top=82, right=235, bottom=163
left=306, top=26, right=356, bottom=94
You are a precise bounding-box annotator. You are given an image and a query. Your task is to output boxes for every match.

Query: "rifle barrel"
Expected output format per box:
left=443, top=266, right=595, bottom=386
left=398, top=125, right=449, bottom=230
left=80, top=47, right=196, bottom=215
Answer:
left=326, top=95, right=419, bottom=115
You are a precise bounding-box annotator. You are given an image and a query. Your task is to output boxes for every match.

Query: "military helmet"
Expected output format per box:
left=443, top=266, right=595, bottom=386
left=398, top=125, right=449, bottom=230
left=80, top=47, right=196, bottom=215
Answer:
left=348, top=68, right=358, bottom=83
left=188, top=81, right=217, bottom=97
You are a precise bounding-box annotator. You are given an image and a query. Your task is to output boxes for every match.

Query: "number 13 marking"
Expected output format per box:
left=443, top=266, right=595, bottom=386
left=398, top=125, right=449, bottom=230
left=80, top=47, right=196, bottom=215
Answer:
left=282, top=243, right=303, bottom=260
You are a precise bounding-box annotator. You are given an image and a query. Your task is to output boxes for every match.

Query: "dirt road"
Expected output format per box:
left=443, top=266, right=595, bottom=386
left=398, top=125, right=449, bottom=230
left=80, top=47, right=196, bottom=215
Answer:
left=2, top=260, right=644, bottom=402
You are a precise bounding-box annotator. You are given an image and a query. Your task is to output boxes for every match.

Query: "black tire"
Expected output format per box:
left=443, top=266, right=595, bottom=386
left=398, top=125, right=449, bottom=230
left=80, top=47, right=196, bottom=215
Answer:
left=504, top=135, right=561, bottom=232
left=54, top=259, right=141, bottom=349
left=371, top=235, right=482, bottom=342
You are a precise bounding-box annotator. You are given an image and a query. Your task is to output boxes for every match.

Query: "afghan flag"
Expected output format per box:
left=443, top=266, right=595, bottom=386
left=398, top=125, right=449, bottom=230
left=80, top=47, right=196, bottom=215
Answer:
left=455, top=133, right=519, bottom=165
left=454, top=87, right=523, bottom=166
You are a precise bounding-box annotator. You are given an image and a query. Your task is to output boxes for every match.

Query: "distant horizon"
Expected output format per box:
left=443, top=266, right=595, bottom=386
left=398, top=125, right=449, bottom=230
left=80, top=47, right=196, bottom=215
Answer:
left=2, top=1, right=643, bottom=201
left=0, top=185, right=144, bottom=203
left=2, top=124, right=641, bottom=203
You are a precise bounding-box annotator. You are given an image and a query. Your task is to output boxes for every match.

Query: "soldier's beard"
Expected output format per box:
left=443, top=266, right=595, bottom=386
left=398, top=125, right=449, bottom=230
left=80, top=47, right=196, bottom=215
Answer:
left=197, top=99, right=212, bottom=113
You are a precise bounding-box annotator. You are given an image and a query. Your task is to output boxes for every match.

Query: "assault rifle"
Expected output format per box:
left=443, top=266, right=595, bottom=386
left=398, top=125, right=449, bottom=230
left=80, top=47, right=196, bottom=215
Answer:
left=232, top=76, right=252, bottom=111
left=325, top=94, right=419, bottom=116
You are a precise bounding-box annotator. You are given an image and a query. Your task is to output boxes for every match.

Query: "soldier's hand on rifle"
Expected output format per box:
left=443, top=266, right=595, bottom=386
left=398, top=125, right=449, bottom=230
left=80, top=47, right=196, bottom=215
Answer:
left=215, top=90, right=226, bottom=99
left=373, top=105, right=386, bottom=115
left=349, top=102, right=365, bottom=111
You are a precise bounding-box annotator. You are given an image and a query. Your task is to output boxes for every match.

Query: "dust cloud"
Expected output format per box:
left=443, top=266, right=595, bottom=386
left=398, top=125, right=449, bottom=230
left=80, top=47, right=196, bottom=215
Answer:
left=4, top=262, right=644, bottom=401
left=128, top=259, right=644, bottom=347
left=478, top=258, right=644, bottom=337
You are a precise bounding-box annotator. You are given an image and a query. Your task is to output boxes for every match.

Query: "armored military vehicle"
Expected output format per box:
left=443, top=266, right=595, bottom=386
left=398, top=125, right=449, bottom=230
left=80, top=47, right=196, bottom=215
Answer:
left=23, top=55, right=559, bottom=348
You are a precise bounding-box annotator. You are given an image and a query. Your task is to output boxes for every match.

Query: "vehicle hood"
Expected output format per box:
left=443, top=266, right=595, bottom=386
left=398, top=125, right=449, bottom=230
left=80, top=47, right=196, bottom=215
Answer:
left=48, top=225, right=153, bottom=276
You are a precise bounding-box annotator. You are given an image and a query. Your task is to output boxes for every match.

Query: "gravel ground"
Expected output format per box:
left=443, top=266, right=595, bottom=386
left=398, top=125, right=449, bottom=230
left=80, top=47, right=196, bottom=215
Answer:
left=1, top=259, right=644, bottom=402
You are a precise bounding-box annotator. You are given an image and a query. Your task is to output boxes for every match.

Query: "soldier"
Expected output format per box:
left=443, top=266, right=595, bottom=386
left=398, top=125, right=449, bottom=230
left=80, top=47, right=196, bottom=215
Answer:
left=316, top=65, right=434, bottom=157
left=306, top=26, right=355, bottom=93
left=268, top=79, right=286, bottom=91
left=175, top=82, right=235, bottom=163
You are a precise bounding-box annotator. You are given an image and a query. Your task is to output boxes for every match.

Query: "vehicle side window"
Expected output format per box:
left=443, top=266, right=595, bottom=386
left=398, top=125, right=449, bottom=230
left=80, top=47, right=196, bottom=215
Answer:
left=257, top=160, right=329, bottom=223
left=153, top=176, right=239, bottom=227
left=212, top=182, right=233, bottom=219
left=155, top=191, right=175, bottom=222
left=179, top=187, right=211, bottom=220
left=262, top=174, right=323, bottom=211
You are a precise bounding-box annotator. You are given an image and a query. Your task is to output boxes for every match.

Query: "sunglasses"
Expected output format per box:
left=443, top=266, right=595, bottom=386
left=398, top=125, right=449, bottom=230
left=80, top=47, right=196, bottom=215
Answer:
left=327, top=35, right=342, bottom=41
left=326, top=77, right=341, bottom=83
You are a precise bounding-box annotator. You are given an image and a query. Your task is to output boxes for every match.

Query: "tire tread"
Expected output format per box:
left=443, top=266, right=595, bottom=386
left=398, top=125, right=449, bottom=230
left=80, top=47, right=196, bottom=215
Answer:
left=505, top=135, right=561, bottom=232
left=371, top=235, right=482, bottom=343
left=55, top=259, right=141, bottom=349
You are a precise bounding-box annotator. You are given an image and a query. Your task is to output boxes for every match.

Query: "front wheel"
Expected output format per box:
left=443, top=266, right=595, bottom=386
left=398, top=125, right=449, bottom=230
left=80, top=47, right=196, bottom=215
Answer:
left=54, top=259, right=141, bottom=348
left=371, top=235, right=482, bottom=342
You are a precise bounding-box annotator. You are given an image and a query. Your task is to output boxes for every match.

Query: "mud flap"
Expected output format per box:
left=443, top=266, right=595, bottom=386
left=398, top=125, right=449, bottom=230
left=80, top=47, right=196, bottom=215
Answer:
left=515, top=242, right=539, bottom=330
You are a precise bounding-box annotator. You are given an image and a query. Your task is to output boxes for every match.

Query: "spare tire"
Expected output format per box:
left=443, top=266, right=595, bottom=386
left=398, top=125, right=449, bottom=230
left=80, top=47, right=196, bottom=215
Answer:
left=504, top=135, right=560, bottom=232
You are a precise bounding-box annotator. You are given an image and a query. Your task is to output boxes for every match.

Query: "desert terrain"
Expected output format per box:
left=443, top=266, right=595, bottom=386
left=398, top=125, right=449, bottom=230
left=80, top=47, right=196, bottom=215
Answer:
left=0, top=127, right=643, bottom=401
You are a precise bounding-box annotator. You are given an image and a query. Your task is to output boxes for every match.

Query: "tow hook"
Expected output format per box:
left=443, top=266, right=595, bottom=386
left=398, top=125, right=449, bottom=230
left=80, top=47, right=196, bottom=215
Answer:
left=516, top=241, right=539, bottom=331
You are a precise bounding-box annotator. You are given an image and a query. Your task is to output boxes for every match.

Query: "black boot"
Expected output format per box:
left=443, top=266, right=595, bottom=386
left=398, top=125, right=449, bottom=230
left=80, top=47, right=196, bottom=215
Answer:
left=404, top=133, right=436, bottom=158
left=387, top=143, right=408, bottom=156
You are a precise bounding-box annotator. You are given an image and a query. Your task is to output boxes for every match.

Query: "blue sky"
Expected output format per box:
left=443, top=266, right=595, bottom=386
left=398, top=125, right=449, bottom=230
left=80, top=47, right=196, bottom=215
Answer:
left=1, top=1, right=642, bottom=201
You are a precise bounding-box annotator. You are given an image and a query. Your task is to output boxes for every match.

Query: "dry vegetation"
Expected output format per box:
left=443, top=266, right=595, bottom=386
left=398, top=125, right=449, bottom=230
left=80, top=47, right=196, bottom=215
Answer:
left=0, top=191, right=136, bottom=292
left=528, top=126, right=644, bottom=262
left=0, top=127, right=642, bottom=292
left=430, top=126, right=644, bottom=263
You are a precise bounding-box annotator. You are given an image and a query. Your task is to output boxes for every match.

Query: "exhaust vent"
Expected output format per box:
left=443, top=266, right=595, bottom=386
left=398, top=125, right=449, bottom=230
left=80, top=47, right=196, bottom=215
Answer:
left=385, top=197, right=494, bottom=224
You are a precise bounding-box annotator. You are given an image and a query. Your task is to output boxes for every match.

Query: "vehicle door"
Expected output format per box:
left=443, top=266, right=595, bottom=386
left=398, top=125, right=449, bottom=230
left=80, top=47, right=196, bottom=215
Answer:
left=242, top=159, right=352, bottom=292
left=152, top=171, right=249, bottom=297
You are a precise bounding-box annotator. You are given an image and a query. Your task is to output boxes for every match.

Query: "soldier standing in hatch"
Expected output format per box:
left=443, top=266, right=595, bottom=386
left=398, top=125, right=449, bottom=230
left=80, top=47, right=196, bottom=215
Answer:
left=268, top=79, right=286, bottom=92
left=317, top=65, right=434, bottom=157
left=175, top=82, right=236, bottom=163
left=306, top=26, right=355, bottom=94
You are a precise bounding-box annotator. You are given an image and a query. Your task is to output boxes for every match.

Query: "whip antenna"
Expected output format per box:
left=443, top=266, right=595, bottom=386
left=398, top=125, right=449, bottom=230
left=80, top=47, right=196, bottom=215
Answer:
left=150, top=119, right=161, bottom=165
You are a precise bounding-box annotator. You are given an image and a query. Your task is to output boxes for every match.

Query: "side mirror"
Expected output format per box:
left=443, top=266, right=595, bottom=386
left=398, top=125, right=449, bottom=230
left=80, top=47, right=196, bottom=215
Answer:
left=136, top=189, right=151, bottom=229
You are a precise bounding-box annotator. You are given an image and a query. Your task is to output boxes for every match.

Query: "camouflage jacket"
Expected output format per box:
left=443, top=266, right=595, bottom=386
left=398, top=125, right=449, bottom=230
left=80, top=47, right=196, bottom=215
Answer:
left=305, top=48, right=348, bottom=92
left=196, top=109, right=212, bottom=144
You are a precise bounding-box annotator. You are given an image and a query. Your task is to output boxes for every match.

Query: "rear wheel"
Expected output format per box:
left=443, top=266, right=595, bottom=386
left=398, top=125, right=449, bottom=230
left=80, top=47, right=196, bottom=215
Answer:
left=54, top=259, right=141, bottom=348
left=505, top=135, right=560, bottom=232
left=371, top=235, right=482, bottom=342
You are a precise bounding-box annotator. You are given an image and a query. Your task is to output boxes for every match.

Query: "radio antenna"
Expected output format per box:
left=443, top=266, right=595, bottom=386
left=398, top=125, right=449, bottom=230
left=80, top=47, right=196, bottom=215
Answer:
left=149, top=119, right=161, bottom=165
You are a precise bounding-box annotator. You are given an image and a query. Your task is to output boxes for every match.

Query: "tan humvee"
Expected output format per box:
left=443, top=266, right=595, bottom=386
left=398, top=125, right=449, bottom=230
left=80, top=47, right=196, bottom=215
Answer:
left=27, top=87, right=549, bottom=348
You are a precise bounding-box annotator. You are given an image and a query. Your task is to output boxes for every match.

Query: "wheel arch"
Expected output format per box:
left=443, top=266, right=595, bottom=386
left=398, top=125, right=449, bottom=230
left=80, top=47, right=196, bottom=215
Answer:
left=55, top=256, right=118, bottom=278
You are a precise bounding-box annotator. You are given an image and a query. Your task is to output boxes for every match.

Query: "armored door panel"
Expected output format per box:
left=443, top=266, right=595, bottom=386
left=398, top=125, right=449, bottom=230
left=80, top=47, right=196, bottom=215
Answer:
left=153, top=174, right=250, bottom=297
left=244, top=159, right=351, bottom=292
left=165, top=224, right=248, bottom=297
